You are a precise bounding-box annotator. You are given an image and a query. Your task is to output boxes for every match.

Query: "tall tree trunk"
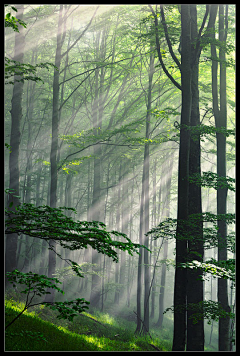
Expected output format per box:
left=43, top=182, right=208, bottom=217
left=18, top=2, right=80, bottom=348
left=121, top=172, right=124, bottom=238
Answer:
left=90, top=31, right=102, bottom=308
left=211, top=5, right=231, bottom=350
left=5, top=5, right=25, bottom=279
left=142, top=51, right=154, bottom=334
left=114, top=167, right=121, bottom=305
left=119, top=167, right=128, bottom=302
left=186, top=5, right=204, bottom=351
left=172, top=5, right=192, bottom=351
left=44, top=5, right=64, bottom=303
left=150, top=158, right=157, bottom=318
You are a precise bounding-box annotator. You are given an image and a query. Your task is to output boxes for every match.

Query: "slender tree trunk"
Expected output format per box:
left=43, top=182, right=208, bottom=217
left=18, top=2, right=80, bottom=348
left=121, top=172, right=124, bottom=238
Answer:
left=211, top=5, right=231, bottom=350
left=157, top=150, right=173, bottom=327
left=114, top=167, right=121, bottom=305
left=90, top=32, right=102, bottom=308
left=172, top=5, right=192, bottom=351
left=150, top=158, right=157, bottom=319
left=142, top=51, right=154, bottom=334
left=44, top=5, right=64, bottom=303
left=5, top=5, right=25, bottom=279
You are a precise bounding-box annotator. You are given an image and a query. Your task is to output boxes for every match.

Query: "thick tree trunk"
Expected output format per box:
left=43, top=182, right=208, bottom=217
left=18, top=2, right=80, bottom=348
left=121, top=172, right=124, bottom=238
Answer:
left=186, top=5, right=204, bottom=351
left=172, top=5, right=192, bottom=351
left=5, top=5, right=25, bottom=279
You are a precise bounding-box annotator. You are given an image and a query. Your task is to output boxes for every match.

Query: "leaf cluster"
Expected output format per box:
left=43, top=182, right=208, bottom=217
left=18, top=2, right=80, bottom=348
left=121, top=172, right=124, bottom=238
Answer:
left=173, top=122, right=235, bottom=142
left=5, top=5, right=27, bottom=32
left=5, top=269, right=90, bottom=328
left=46, top=298, right=90, bottom=322
left=6, top=270, right=64, bottom=297
left=164, top=300, right=235, bottom=325
left=5, top=203, right=147, bottom=265
left=5, top=57, right=58, bottom=85
left=189, top=171, right=235, bottom=192
left=146, top=212, right=235, bottom=252
left=179, top=259, right=235, bottom=284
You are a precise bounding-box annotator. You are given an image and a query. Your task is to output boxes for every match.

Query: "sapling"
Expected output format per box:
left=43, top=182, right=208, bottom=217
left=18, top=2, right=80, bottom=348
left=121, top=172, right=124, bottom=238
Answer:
left=5, top=269, right=90, bottom=330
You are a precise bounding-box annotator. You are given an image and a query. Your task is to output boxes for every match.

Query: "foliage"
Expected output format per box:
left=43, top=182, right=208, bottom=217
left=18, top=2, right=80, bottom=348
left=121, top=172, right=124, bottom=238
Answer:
left=6, top=269, right=64, bottom=297
left=5, top=269, right=90, bottom=329
left=173, top=122, right=235, bottom=142
left=5, top=57, right=58, bottom=85
left=5, top=203, right=148, bottom=266
left=179, top=259, right=235, bottom=284
left=5, top=5, right=27, bottom=32
left=189, top=171, right=235, bottom=192
left=164, top=300, right=235, bottom=325
left=5, top=143, right=12, bottom=153
left=146, top=212, right=235, bottom=252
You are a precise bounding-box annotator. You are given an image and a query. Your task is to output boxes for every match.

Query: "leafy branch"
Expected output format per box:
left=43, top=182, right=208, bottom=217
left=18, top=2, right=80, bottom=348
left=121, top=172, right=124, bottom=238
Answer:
left=5, top=57, right=58, bottom=85
left=5, top=270, right=90, bottom=330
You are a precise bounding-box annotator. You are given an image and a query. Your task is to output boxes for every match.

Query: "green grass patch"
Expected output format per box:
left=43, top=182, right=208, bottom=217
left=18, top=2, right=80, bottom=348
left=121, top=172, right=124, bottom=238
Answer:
left=5, top=295, right=219, bottom=351
left=5, top=297, right=167, bottom=351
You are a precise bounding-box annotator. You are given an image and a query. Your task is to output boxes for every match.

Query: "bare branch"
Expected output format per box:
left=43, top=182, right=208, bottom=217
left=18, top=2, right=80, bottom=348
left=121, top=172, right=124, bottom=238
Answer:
left=61, top=5, right=99, bottom=59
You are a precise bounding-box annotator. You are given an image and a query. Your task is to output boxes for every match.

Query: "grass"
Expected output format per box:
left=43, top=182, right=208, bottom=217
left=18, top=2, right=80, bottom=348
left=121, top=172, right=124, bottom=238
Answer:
left=5, top=296, right=170, bottom=351
left=5, top=293, right=220, bottom=351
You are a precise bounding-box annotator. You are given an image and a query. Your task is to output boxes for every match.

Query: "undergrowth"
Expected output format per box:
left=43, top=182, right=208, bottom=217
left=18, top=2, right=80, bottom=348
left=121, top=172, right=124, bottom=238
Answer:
left=5, top=295, right=169, bottom=351
left=5, top=291, right=218, bottom=351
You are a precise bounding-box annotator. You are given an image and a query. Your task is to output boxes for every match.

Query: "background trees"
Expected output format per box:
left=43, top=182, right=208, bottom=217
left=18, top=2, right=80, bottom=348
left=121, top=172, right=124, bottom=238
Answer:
left=5, top=4, right=235, bottom=352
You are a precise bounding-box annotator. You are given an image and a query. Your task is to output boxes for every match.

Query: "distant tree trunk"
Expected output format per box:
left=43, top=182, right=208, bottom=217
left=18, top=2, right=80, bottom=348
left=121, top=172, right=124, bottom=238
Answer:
left=44, top=5, right=64, bottom=303
left=64, top=173, right=72, bottom=267
left=211, top=4, right=231, bottom=351
left=142, top=50, right=154, bottom=334
left=150, top=158, right=157, bottom=318
left=172, top=5, right=192, bottom=351
left=90, top=32, right=102, bottom=308
left=135, top=167, right=144, bottom=334
left=5, top=5, right=25, bottom=280
left=119, top=169, right=128, bottom=302
left=157, top=150, right=173, bottom=327
left=135, top=51, right=154, bottom=334
left=114, top=167, right=121, bottom=305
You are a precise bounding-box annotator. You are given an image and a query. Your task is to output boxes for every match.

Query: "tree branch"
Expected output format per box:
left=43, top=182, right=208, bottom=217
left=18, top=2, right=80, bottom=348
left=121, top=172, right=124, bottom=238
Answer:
left=148, top=5, right=182, bottom=91
left=160, top=5, right=181, bottom=70
left=61, top=6, right=99, bottom=59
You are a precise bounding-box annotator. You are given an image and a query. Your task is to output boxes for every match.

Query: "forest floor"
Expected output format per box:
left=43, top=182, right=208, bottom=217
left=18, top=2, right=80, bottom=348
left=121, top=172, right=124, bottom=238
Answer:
left=5, top=294, right=218, bottom=351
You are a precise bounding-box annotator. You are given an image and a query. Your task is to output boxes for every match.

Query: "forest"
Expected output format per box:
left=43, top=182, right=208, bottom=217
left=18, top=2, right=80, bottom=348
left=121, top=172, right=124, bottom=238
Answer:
left=4, top=4, right=235, bottom=352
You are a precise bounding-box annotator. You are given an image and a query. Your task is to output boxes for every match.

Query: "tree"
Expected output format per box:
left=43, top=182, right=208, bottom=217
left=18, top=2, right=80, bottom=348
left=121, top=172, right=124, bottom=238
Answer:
left=171, top=5, right=192, bottom=350
left=45, top=4, right=64, bottom=303
left=5, top=5, right=25, bottom=278
left=210, top=4, right=231, bottom=350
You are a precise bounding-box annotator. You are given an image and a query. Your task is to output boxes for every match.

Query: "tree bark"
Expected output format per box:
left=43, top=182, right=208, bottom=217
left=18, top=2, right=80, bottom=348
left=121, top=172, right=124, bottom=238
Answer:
left=186, top=5, right=204, bottom=351
left=157, top=149, right=174, bottom=327
left=5, top=5, right=25, bottom=279
left=172, top=5, right=192, bottom=351
left=211, top=5, right=231, bottom=351
left=44, top=5, right=64, bottom=303
left=142, top=51, right=154, bottom=334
